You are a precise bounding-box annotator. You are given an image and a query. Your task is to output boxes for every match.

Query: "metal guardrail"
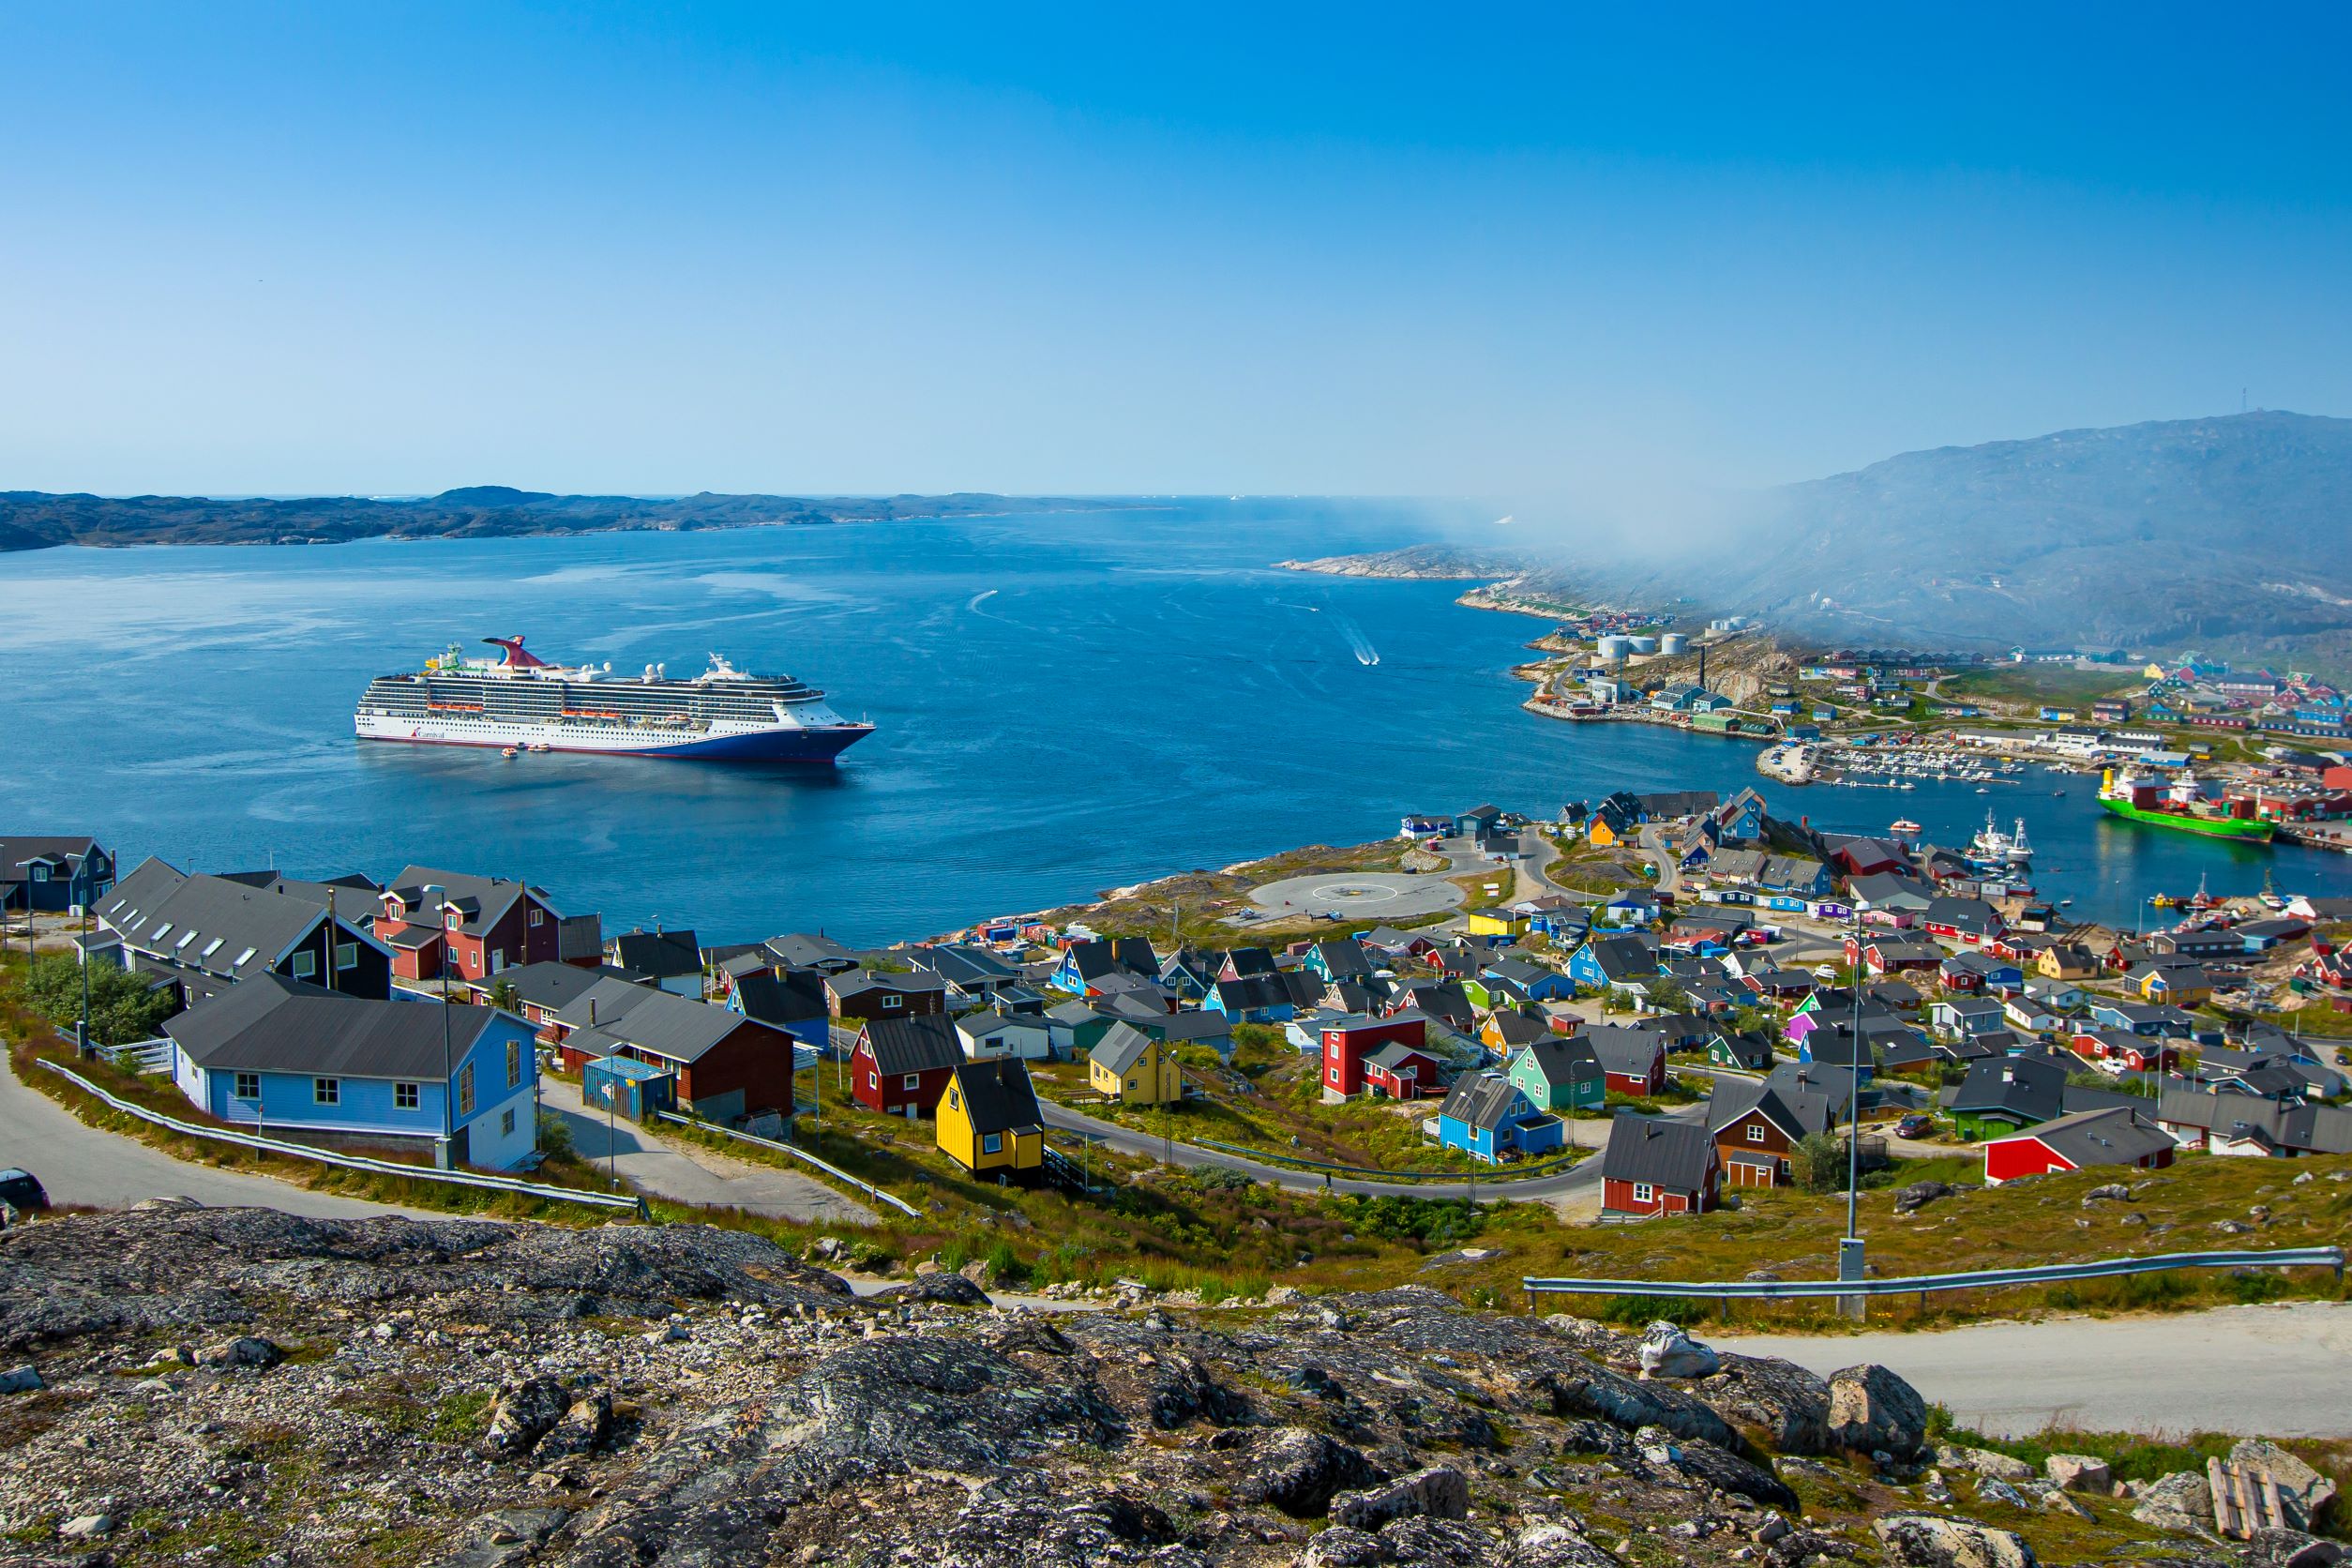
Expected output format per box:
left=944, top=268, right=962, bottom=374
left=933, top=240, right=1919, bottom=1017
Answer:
left=652, top=1109, right=919, bottom=1218
left=38, top=1058, right=646, bottom=1216
left=1523, top=1246, right=2344, bottom=1304
left=1193, top=1138, right=1583, bottom=1184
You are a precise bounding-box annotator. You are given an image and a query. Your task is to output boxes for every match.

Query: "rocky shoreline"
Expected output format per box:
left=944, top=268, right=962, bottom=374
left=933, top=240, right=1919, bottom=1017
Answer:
left=2, top=1205, right=2324, bottom=1567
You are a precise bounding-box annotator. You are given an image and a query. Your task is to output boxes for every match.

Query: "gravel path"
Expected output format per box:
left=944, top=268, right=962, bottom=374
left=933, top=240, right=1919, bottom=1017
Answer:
left=540, top=1076, right=878, bottom=1224
left=1718, top=1302, right=2352, bottom=1438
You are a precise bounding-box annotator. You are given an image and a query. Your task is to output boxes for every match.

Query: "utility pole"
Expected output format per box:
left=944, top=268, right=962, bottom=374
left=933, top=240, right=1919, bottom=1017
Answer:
left=423, top=884, right=455, bottom=1171
left=1840, top=903, right=1865, bottom=1319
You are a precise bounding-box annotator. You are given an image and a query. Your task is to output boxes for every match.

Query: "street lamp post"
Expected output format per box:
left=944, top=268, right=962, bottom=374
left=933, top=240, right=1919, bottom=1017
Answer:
left=422, top=884, right=455, bottom=1170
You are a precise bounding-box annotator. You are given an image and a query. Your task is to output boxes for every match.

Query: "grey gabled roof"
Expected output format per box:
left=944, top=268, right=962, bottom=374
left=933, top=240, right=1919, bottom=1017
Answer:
left=1514, top=1036, right=1601, bottom=1089
left=733, top=969, right=828, bottom=1028
left=764, top=932, right=855, bottom=970
left=384, top=865, right=550, bottom=932
left=1438, top=1071, right=1527, bottom=1132
left=1951, top=1054, right=2069, bottom=1123
left=1708, top=1073, right=1843, bottom=1140
left=1600, top=1111, right=1716, bottom=1188
left=946, top=1058, right=1045, bottom=1136
left=567, top=988, right=752, bottom=1066
left=1090, top=1021, right=1156, bottom=1077
left=167, top=974, right=495, bottom=1080
left=0, top=836, right=104, bottom=884
left=1583, top=1025, right=1665, bottom=1078
left=483, top=960, right=633, bottom=1013
left=860, top=1013, right=963, bottom=1077
left=609, top=927, right=701, bottom=979
left=1365, top=1040, right=1434, bottom=1072
left=912, top=943, right=1020, bottom=988
left=99, top=858, right=384, bottom=981
left=551, top=975, right=668, bottom=1033
left=2012, top=1106, right=2176, bottom=1169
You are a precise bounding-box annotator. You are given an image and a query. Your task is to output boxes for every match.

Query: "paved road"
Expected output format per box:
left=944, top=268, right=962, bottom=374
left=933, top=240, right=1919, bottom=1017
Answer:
left=540, top=1076, right=877, bottom=1224
left=0, top=1051, right=424, bottom=1219
left=1041, top=1097, right=1708, bottom=1201
left=1718, top=1302, right=2352, bottom=1439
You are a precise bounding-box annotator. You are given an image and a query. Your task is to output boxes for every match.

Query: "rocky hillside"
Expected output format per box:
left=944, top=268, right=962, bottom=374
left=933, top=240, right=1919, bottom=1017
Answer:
left=0, top=1204, right=2328, bottom=1568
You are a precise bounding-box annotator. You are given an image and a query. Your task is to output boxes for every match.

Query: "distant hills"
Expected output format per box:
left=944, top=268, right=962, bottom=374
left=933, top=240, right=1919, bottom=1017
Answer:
left=1285, top=412, right=2352, bottom=669
left=0, top=489, right=1138, bottom=551
left=1741, top=411, right=2352, bottom=663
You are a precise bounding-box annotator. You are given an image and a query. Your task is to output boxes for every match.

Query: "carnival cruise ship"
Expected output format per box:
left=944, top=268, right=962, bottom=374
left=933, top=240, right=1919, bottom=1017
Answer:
left=354, top=637, right=874, bottom=761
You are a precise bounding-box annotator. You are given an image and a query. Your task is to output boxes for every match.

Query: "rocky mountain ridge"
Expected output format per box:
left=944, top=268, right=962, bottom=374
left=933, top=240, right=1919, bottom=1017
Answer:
left=0, top=1204, right=2327, bottom=1568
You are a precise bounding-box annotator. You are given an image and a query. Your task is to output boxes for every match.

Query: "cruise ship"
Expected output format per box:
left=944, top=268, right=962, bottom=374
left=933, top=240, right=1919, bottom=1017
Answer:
left=354, top=637, right=874, bottom=762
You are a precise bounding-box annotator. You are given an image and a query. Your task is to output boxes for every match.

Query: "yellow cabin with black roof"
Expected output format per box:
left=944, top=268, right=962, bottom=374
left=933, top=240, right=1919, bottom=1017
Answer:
left=936, top=1057, right=1047, bottom=1176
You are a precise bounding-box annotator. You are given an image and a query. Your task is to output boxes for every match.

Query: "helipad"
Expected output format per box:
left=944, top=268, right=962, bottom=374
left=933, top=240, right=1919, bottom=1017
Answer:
left=1246, top=869, right=1465, bottom=921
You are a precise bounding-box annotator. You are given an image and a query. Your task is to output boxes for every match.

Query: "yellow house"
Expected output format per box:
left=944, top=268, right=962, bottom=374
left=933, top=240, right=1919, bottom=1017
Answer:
left=1088, top=1021, right=1183, bottom=1105
left=936, top=1058, right=1046, bottom=1177
left=1466, top=907, right=1529, bottom=940
left=2135, top=966, right=2211, bottom=1006
left=1587, top=815, right=1625, bottom=848
left=2038, top=944, right=2099, bottom=981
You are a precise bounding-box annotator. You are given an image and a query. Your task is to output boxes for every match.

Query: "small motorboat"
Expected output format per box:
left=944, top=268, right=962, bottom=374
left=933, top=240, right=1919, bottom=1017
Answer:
left=500, top=746, right=519, bottom=759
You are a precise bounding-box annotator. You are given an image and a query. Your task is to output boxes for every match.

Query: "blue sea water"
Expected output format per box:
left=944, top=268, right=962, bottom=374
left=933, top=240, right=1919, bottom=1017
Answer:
left=2, top=501, right=2345, bottom=944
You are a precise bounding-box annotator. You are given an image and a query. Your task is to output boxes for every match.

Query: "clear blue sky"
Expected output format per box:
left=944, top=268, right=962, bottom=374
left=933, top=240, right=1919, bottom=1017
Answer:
left=4, top=3, right=2349, bottom=498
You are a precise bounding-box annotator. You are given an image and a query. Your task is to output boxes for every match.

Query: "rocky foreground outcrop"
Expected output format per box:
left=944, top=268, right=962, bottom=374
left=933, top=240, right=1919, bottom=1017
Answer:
left=0, top=1208, right=2310, bottom=1567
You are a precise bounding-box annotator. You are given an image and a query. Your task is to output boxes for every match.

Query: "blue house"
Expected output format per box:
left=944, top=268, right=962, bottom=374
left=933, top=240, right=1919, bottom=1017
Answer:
left=1, top=836, right=116, bottom=914
left=2088, top=999, right=2193, bottom=1036
left=1203, top=974, right=1297, bottom=1023
left=1597, top=891, right=1661, bottom=927
left=1453, top=803, right=1504, bottom=839
left=167, top=974, right=539, bottom=1170
left=1482, top=957, right=1576, bottom=1002
left=1433, top=1071, right=1565, bottom=1163
left=1568, top=935, right=1660, bottom=997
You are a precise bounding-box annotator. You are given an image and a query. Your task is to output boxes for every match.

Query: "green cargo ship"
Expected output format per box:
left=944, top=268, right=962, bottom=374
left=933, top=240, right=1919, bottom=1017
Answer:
left=2097, top=770, right=2274, bottom=843
left=2095, top=796, right=2275, bottom=841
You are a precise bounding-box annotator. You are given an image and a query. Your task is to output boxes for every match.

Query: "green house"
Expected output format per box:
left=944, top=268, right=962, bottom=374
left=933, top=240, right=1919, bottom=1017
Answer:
left=1946, top=1055, right=2067, bottom=1142
left=1507, top=1036, right=1606, bottom=1113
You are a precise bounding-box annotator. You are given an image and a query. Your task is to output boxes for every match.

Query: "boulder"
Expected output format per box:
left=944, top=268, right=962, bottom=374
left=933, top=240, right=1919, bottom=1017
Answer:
left=0, top=1364, right=42, bottom=1395
left=2243, top=1529, right=2348, bottom=1568
left=866, top=1273, right=992, bottom=1307
left=1328, top=1465, right=1470, bottom=1530
left=1638, top=1321, right=1721, bottom=1380
left=196, top=1334, right=284, bottom=1370
left=2233, top=1439, right=2340, bottom=1531
left=1874, top=1513, right=2038, bottom=1568
left=1696, top=1355, right=1832, bottom=1454
left=57, top=1515, right=114, bottom=1541
left=2079, top=1184, right=2132, bottom=1205
left=1238, top=1426, right=1380, bottom=1517
left=1894, top=1181, right=1952, bottom=1214
left=1935, top=1444, right=2033, bottom=1482
left=2131, top=1470, right=2216, bottom=1532
left=531, top=1388, right=612, bottom=1462
left=2043, top=1453, right=2109, bottom=1492
left=1506, top=1521, right=1618, bottom=1568
left=1532, top=1366, right=1737, bottom=1447
left=1666, top=1437, right=1802, bottom=1511
left=482, top=1377, right=572, bottom=1455
left=1825, top=1364, right=1928, bottom=1458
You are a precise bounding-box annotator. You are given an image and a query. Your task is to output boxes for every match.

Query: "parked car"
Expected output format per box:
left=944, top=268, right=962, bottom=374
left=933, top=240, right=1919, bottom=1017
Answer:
left=0, top=1168, right=50, bottom=1221
left=1893, top=1114, right=1935, bottom=1139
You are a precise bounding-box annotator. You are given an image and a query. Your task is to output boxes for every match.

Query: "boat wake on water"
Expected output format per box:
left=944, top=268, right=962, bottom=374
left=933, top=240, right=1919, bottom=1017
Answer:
left=1332, top=611, right=1380, bottom=666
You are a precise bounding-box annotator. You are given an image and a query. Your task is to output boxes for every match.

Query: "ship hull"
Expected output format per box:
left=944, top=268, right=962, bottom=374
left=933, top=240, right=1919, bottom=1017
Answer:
left=2097, top=797, right=2274, bottom=842
left=356, top=714, right=871, bottom=762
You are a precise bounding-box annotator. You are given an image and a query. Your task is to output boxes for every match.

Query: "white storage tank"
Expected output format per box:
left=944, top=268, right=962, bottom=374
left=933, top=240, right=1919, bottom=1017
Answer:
left=1595, top=635, right=1633, bottom=664
left=1659, top=632, right=1690, bottom=656
left=1628, top=635, right=1660, bottom=655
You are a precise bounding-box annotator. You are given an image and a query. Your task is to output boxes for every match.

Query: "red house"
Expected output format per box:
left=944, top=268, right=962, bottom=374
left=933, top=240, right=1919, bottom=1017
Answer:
left=851, top=1014, right=964, bottom=1118
left=1319, top=1014, right=1427, bottom=1099
left=377, top=867, right=561, bottom=984
left=1599, top=1113, right=1721, bottom=1216
left=1983, top=1106, right=2176, bottom=1185
left=1363, top=1041, right=1445, bottom=1100
left=551, top=982, right=800, bottom=1123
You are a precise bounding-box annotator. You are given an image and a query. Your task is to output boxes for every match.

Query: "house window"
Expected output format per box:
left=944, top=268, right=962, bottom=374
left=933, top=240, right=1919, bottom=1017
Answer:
left=291, top=951, right=316, bottom=978
left=458, top=1063, right=475, bottom=1116
left=866, top=1071, right=878, bottom=1089
left=501, top=1107, right=517, bottom=1137
left=1632, top=1182, right=1654, bottom=1203
left=233, top=947, right=256, bottom=969
left=335, top=942, right=358, bottom=971
left=901, top=1074, right=919, bottom=1091
left=506, top=1040, right=522, bottom=1089
left=234, top=1072, right=260, bottom=1101
left=28, top=865, right=46, bottom=882
left=947, top=1089, right=960, bottom=1110
left=882, top=994, right=903, bottom=1009
left=529, top=908, right=544, bottom=927
left=1747, top=1123, right=1767, bottom=1142
left=395, top=1082, right=420, bottom=1110
left=314, top=1077, right=339, bottom=1106
left=1327, top=1064, right=1341, bottom=1084
left=981, top=1132, right=1003, bottom=1154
